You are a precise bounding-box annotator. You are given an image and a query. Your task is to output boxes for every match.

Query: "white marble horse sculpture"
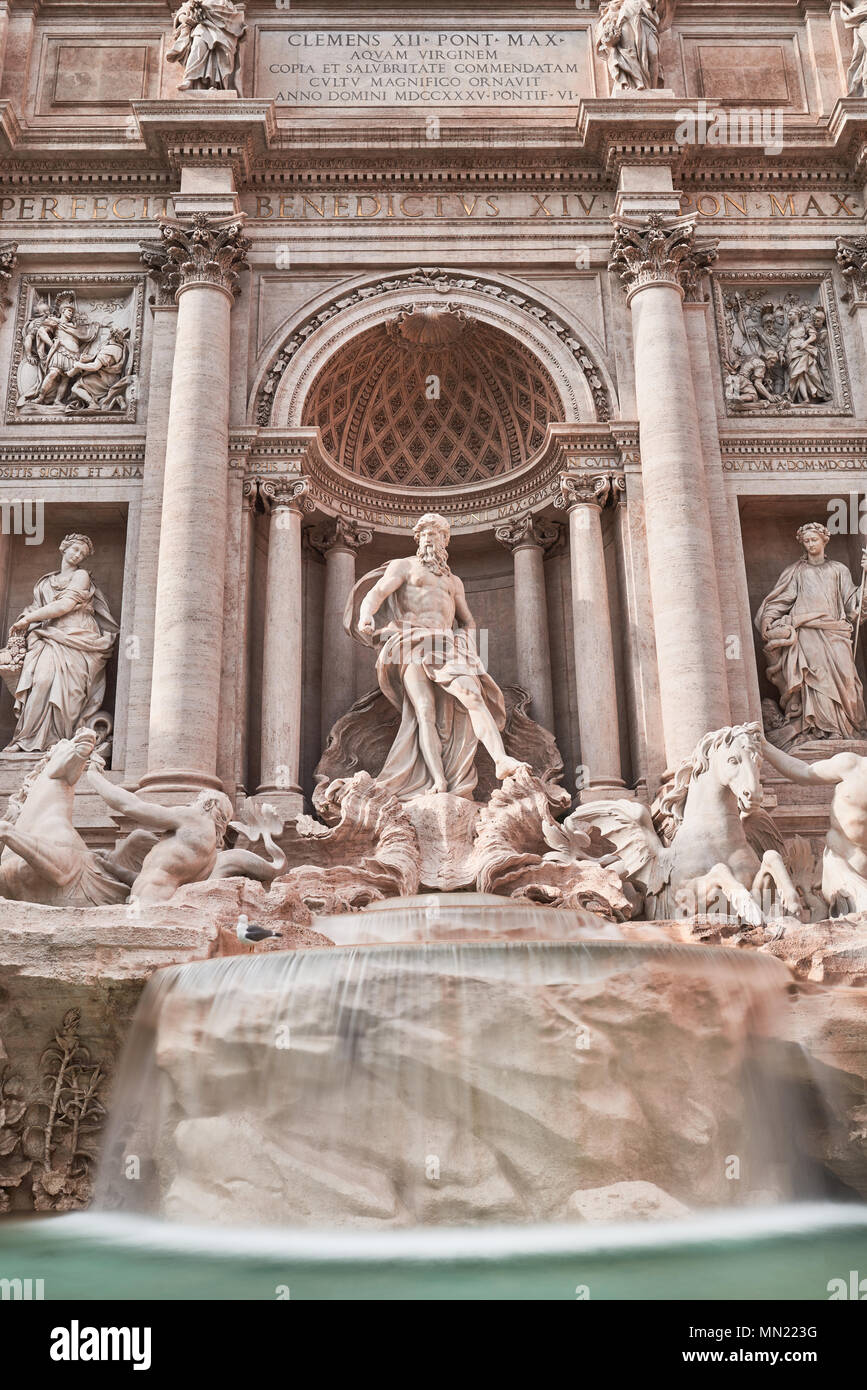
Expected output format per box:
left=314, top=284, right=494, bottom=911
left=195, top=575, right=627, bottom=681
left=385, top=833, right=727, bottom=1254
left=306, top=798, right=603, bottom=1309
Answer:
left=569, top=723, right=802, bottom=925
left=0, top=728, right=129, bottom=905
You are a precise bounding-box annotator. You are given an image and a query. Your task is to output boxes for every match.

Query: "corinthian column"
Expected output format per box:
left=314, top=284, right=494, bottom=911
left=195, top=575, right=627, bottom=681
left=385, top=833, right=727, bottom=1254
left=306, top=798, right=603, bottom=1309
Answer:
left=140, top=213, right=250, bottom=798
left=554, top=475, right=625, bottom=798
left=256, top=478, right=314, bottom=814
left=495, top=513, right=558, bottom=733
left=310, top=518, right=373, bottom=747
left=610, top=212, right=730, bottom=765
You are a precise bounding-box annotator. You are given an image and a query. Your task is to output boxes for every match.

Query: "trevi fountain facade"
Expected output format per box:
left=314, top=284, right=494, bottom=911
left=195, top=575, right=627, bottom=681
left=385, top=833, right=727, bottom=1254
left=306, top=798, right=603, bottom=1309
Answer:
left=0, top=0, right=865, bottom=1282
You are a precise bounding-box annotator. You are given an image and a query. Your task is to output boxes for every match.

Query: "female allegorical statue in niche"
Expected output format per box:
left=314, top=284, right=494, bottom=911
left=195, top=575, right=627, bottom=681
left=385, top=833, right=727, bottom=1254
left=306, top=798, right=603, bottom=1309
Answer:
left=3, top=534, right=118, bottom=752
left=166, top=1, right=246, bottom=93
left=755, top=522, right=867, bottom=747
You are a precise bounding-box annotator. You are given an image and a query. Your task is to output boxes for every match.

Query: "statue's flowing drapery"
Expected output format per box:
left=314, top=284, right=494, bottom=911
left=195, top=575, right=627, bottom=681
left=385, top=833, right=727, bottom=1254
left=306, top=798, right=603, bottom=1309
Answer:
left=345, top=566, right=506, bottom=801
left=598, top=0, right=662, bottom=91
left=843, top=1, right=867, bottom=97
left=166, top=1, right=246, bottom=90
left=755, top=558, right=866, bottom=740
left=10, top=572, right=118, bottom=751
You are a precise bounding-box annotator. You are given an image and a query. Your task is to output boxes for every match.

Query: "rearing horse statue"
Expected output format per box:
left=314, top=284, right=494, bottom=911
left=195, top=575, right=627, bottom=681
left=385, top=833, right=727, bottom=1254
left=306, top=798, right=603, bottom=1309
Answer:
left=0, top=728, right=128, bottom=906
left=569, top=723, right=802, bottom=925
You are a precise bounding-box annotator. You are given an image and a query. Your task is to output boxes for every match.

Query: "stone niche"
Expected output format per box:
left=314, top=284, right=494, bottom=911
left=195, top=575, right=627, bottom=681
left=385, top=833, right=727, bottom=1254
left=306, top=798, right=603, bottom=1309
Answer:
left=739, top=494, right=867, bottom=835
left=0, top=505, right=128, bottom=758
left=739, top=493, right=867, bottom=714
left=5, top=276, right=144, bottom=426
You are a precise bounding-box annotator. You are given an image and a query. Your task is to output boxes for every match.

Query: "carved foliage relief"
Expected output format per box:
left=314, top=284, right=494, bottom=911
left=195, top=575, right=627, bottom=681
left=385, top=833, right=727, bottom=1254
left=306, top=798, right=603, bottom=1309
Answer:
left=713, top=272, right=851, bottom=418
left=0, top=1008, right=110, bottom=1213
left=6, top=275, right=145, bottom=425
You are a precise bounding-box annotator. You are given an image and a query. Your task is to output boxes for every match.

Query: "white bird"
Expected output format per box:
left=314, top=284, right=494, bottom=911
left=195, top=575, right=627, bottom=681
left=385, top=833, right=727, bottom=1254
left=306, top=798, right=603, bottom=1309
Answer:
left=236, top=913, right=281, bottom=944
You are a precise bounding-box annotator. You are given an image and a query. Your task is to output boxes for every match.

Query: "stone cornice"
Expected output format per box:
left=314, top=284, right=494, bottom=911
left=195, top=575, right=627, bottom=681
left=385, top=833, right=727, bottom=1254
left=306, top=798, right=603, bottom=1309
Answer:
left=131, top=99, right=277, bottom=183
left=719, top=433, right=867, bottom=474
left=229, top=422, right=634, bottom=536
left=0, top=438, right=145, bottom=480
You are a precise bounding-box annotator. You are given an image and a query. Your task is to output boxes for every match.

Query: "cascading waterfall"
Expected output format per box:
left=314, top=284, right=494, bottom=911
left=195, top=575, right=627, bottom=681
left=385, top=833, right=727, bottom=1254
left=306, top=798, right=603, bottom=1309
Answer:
left=95, top=895, right=818, bottom=1228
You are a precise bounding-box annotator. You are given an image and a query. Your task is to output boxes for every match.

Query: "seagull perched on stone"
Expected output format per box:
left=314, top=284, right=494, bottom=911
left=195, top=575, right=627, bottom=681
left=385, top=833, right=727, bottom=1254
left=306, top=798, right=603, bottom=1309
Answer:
left=236, top=913, right=281, bottom=944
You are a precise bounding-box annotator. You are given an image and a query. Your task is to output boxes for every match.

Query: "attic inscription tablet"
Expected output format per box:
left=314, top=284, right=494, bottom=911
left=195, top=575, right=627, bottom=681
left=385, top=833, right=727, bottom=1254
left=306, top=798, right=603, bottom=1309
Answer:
left=256, top=28, right=592, bottom=107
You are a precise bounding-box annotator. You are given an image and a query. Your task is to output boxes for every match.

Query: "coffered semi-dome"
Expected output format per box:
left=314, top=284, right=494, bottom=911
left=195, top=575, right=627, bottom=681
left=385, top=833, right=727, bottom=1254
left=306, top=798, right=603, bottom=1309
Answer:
left=301, top=312, right=565, bottom=489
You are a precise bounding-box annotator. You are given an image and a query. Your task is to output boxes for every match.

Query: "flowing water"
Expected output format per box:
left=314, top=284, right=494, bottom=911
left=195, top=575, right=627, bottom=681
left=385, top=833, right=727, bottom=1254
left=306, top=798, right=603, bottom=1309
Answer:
left=93, top=895, right=818, bottom=1228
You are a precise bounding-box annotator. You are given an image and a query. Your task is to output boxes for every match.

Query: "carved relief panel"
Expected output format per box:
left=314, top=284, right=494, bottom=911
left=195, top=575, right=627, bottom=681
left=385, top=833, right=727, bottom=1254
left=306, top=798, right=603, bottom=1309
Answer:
left=6, top=275, right=144, bottom=425
left=713, top=272, right=851, bottom=418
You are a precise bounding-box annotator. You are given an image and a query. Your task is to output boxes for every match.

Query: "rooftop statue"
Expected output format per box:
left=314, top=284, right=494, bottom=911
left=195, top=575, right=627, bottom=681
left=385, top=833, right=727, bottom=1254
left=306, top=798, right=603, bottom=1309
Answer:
left=166, top=1, right=246, bottom=93
left=346, top=513, right=529, bottom=802
left=596, top=0, right=665, bottom=93
left=842, top=1, right=867, bottom=98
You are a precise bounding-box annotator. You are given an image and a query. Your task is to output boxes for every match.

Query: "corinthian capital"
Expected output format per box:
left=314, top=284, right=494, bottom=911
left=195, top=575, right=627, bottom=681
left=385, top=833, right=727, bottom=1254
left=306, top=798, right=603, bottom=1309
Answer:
left=836, top=235, right=867, bottom=303
left=259, top=477, right=315, bottom=515
left=0, top=241, right=18, bottom=322
left=140, top=240, right=180, bottom=305
left=609, top=214, right=718, bottom=301
left=145, top=213, right=251, bottom=300
left=495, top=514, right=561, bottom=553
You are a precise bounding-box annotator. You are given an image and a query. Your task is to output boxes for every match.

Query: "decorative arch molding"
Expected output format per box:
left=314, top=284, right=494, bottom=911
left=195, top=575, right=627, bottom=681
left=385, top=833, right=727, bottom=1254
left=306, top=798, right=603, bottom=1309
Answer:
left=250, top=266, right=616, bottom=430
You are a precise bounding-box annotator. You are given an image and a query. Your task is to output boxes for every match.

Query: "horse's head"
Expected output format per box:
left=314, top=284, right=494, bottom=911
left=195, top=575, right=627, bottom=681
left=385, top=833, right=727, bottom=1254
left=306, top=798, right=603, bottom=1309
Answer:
left=45, top=727, right=98, bottom=784
left=701, top=722, right=764, bottom=815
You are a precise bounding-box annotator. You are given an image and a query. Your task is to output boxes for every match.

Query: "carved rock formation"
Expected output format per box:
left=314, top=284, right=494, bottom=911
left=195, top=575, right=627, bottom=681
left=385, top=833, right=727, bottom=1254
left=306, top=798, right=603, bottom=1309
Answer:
left=126, top=942, right=797, bottom=1227
left=276, top=771, right=422, bottom=911
left=474, top=766, right=631, bottom=919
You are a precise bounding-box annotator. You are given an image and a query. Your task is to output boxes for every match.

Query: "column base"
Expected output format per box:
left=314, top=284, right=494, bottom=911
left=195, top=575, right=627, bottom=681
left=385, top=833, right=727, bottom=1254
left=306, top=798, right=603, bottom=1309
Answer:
left=137, top=768, right=228, bottom=804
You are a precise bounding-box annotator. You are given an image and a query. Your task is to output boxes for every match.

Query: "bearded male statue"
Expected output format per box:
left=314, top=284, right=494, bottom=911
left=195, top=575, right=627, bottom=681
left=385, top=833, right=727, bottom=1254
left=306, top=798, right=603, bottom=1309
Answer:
left=345, top=513, right=528, bottom=802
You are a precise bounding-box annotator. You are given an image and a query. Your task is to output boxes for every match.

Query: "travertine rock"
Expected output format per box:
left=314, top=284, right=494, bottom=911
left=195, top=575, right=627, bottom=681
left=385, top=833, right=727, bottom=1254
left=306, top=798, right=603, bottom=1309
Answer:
left=565, top=1181, right=691, bottom=1223
left=112, top=941, right=796, bottom=1227
left=405, top=792, right=479, bottom=891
